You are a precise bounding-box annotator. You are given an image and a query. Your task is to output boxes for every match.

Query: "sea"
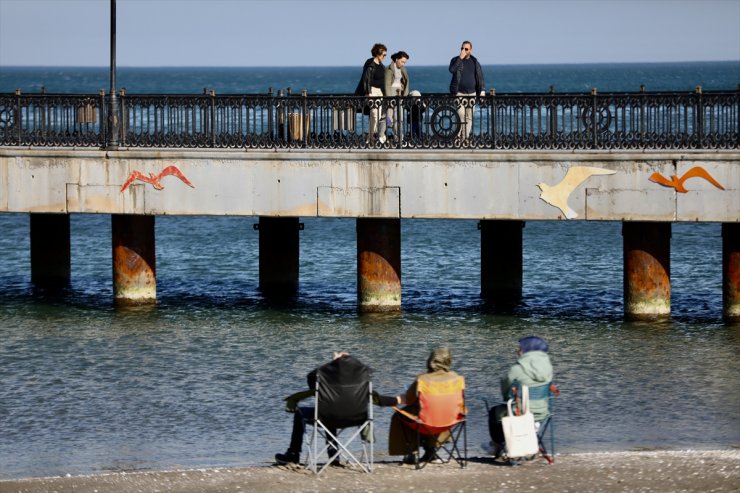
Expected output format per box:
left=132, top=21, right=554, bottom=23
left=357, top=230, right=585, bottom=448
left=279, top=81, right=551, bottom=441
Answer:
left=0, top=62, right=738, bottom=480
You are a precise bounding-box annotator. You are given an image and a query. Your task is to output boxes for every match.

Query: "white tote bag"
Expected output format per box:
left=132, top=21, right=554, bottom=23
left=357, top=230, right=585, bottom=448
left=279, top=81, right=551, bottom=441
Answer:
left=501, top=385, right=539, bottom=458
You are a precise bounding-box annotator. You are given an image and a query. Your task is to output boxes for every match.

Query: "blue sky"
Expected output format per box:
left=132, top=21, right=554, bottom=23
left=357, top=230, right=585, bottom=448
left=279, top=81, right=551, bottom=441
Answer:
left=1, top=0, right=739, bottom=67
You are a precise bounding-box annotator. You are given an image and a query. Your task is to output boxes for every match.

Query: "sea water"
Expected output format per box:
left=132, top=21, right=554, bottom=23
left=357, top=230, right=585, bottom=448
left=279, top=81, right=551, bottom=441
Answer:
left=0, top=62, right=738, bottom=479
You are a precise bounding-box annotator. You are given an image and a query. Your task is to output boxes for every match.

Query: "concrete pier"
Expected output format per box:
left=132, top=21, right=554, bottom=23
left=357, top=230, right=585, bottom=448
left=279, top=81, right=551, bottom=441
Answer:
left=723, top=223, right=740, bottom=323
left=356, top=218, right=401, bottom=312
left=112, top=214, right=156, bottom=305
left=258, top=216, right=300, bottom=296
left=30, top=213, right=71, bottom=289
left=480, top=220, right=524, bottom=303
left=623, top=222, right=671, bottom=321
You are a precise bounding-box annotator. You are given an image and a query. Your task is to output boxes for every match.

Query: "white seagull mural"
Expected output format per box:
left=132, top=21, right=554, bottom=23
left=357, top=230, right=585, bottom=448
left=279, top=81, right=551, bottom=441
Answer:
left=537, top=166, right=616, bottom=219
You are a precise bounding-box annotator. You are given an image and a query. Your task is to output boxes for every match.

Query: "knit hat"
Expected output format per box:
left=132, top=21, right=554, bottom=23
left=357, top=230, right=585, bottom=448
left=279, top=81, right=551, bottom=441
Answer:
left=427, top=347, right=452, bottom=372
left=518, top=336, right=548, bottom=353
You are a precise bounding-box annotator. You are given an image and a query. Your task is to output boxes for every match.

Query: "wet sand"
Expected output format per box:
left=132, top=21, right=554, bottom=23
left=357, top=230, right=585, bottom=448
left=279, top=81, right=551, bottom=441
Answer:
left=1, top=450, right=738, bottom=493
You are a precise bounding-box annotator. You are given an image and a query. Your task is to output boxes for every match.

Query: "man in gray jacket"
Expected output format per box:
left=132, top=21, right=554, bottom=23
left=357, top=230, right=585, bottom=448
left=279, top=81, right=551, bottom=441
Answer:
left=449, top=40, right=485, bottom=141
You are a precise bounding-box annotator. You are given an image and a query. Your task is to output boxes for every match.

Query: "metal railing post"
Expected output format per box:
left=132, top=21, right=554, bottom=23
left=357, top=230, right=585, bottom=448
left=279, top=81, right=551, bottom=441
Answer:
left=396, top=89, right=402, bottom=149
left=302, top=89, right=308, bottom=147
left=591, top=87, right=598, bottom=149
left=695, top=85, right=704, bottom=148
left=490, top=88, right=496, bottom=149
left=639, top=85, right=646, bottom=146
left=14, top=88, right=21, bottom=145
left=118, top=88, right=127, bottom=147
left=548, top=85, right=556, bottom=147
left=267, top=87, right=273, bottom=144
left=210, top=89, right=217, bottom=148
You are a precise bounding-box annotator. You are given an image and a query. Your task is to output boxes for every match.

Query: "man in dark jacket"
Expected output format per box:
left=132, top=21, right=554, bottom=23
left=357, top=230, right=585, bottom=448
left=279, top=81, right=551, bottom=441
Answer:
left=449, top=40, right=486, bottom=140
left=274, top=352, right=373, bottom=465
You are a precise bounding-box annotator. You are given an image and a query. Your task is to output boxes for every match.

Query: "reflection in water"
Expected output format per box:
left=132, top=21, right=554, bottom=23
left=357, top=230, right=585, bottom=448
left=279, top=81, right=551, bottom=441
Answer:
left=0, top=214, right=737, bottom=479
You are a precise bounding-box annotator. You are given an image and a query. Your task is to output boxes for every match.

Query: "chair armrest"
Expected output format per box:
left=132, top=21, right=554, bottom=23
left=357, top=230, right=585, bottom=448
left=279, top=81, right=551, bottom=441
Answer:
left=393, top=406, right=421, bottom=423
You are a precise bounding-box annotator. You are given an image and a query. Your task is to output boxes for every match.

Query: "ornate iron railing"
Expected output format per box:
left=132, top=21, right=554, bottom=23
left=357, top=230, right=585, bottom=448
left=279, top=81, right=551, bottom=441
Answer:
left=0, top=88, right=737, bottom=150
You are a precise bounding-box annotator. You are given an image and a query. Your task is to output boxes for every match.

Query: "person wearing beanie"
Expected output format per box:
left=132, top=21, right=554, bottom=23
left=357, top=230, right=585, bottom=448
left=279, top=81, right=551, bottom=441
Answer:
left=487, top=336, right=553, bottom=459
left=385, top=347, right=464, bottom=464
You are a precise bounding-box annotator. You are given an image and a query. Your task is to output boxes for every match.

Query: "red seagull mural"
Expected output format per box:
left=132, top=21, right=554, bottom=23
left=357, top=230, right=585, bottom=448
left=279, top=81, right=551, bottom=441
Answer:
left=649, top=166, right=725, bottom=193
left=120, top=165, right=195, bottom=192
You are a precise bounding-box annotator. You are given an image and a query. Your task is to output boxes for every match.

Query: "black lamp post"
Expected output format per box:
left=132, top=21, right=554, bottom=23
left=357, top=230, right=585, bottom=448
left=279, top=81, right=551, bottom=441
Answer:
left=108, top=0, right=119, bottom=149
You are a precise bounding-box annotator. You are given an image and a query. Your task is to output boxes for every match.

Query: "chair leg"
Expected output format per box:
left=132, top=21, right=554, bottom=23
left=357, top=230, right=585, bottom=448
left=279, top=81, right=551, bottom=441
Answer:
left=537, top=418, right=554, bottom=464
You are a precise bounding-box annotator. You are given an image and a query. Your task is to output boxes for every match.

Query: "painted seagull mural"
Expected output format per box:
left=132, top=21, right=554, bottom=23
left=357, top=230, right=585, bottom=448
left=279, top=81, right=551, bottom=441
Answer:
left=537, top=166, right=616, bottom=219
left=120, top=165, right=195, bottom=192
left=648, top=166, right=725, bottom=193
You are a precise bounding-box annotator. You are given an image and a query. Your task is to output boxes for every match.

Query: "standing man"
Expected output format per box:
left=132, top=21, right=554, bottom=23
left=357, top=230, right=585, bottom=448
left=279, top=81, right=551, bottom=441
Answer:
left=449, top=40, right=485, bottom=141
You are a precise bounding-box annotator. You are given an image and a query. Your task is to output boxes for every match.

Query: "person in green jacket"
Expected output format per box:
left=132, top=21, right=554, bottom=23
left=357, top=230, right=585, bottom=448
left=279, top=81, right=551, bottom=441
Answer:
left=487, top=336, right=553, bottom=458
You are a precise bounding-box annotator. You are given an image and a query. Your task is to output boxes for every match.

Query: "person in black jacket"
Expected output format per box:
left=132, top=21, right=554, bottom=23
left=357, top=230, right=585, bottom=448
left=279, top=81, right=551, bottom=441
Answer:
left=354, top=43, right=388, bottom=145
left=275, top=351, right=396, bottom=465
left=449, top=40, right=486, bottom=141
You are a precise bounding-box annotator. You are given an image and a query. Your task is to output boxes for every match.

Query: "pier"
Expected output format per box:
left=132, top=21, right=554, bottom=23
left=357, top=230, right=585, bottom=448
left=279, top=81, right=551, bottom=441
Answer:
left=0, top=89, right=738, bottom=320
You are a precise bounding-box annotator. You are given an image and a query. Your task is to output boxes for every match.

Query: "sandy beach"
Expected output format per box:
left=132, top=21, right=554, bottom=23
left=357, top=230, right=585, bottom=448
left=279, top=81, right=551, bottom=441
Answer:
left=1, top=450, right=738, bottom=493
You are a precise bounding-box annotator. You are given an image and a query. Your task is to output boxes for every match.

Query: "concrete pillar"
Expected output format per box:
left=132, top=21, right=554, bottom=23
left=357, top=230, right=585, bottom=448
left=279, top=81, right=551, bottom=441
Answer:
left=480, top=220, right=524, bottom=303
left=623, top=221, right=671, bottom=321
left=722, top=223, right=740, bottom=323
left=112, top=214, right=156, bottom=305
left=258, top=216, right=300, bottom=296
left=30, top=213, right=71, bottom=289
left=357, top=218, right=401, bottom=312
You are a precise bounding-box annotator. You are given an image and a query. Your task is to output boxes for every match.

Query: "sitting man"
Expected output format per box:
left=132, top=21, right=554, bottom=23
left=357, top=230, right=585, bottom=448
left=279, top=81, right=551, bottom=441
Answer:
left=275, top=351, right=391, bottom=465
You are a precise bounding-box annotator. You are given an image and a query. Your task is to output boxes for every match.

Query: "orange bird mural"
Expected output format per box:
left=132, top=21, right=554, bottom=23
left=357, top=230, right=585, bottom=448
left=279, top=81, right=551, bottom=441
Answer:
left=649, top=166, right=725, bottom=193
left=120, top=165, right=195, bottom=192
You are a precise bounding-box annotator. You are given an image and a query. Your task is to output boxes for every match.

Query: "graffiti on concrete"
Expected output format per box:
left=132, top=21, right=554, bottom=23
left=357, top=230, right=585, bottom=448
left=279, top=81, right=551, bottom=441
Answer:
left=537, top=166, right=616, bottom=219
left=649, top=166, right=725, bottom=193
left=120, top=165, right=195, bottom=192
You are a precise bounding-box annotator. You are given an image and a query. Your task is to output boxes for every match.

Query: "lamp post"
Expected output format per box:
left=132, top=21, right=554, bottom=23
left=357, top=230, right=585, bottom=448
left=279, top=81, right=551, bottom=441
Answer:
left=108, top=0, right=119, bottom=149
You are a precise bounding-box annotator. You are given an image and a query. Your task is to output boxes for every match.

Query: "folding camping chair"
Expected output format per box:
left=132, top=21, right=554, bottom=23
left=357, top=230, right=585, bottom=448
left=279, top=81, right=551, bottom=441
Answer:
left=304, top=366, right=374, bottom=475
left=490, top=381, right=559, bottom=464
left=393, top=373, right=467, bottom=469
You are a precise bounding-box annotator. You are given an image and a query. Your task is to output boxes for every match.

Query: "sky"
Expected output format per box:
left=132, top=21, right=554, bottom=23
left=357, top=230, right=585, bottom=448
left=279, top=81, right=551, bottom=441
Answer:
left=0, top=0, right=739, bottom=67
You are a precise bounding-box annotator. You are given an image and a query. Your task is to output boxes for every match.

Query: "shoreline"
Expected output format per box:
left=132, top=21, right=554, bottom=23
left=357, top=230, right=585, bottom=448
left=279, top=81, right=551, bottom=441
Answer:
left=1, top=450, right=738, bottom=493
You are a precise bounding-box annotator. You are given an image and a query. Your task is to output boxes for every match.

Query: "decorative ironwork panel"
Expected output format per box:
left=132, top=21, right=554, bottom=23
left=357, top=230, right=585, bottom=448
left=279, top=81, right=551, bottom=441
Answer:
left=1, top=90, right=736, bottom=150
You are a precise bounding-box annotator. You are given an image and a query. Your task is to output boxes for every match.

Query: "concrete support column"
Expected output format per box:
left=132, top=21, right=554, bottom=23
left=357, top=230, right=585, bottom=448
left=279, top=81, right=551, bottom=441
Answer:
left=112, top=214, right=156, bottom=305
left=357, top=218, right=401, bottom=312
left=258, top=216, right=300, bottom=296
left=722, top=223, right=740, bottom=323
left=30, top=213, right=71, bottom=289
left=623, top=221, right=671, bottom=321
left=480, top=220, right=524, bottom=303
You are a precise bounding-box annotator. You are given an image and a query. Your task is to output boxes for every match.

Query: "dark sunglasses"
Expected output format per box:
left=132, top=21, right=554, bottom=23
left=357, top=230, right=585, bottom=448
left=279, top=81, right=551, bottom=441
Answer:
left=461, top=47, right=470, bottom=51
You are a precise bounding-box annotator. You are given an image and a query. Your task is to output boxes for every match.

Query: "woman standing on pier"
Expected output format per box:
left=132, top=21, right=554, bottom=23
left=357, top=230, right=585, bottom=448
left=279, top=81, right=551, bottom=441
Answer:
left=384, top=51, right=410, bottom=141
left=355, top=43, right=388, bottom=144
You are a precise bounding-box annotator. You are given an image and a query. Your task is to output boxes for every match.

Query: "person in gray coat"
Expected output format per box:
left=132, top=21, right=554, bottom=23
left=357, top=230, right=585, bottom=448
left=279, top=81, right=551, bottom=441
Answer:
left=487, top=336, right=553, bottom=458
left=384, top=51, right=410, bottom=140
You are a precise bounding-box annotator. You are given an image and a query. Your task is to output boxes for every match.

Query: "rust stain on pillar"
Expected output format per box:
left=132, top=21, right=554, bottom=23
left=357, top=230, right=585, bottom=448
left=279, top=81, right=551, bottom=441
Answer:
left=722, top=223, right=740, bottom=323
left=112, top=214, right=156, bottom=306
left=623, top=221, right=671, bottom=321
left=357, top=218, right=401, bottom=312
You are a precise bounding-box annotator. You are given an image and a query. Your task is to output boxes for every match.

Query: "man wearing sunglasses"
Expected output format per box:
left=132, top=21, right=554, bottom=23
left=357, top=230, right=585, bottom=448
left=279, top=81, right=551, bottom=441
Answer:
left=449, top=41, right=486, bottom=141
